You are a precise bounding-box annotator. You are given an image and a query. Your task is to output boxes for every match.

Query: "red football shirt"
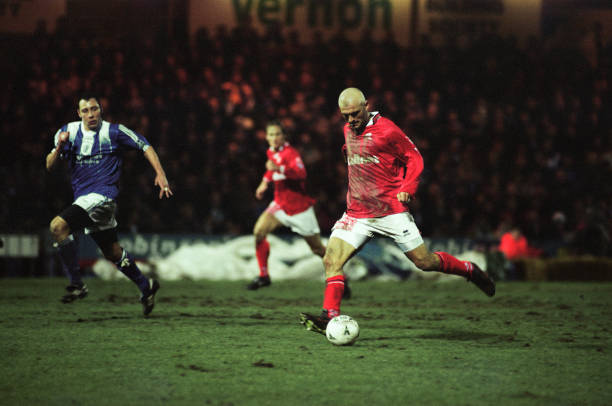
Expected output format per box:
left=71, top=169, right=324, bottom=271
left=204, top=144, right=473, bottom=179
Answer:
left=263, top=142, right=315, bottom=215
left=343, top=112, right=424, bottom=218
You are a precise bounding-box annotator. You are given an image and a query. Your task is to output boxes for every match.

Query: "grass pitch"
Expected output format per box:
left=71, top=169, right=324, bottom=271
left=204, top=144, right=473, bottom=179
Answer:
left=1, top=278, right=611, bottom=406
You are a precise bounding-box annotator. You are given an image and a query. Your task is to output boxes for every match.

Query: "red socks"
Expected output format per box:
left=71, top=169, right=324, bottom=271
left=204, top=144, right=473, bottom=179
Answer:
left=435, top=251, right=473, bottom=278
left=256, top=239, right=270, bottom=277
left=323, top=275, right=345, bottom=318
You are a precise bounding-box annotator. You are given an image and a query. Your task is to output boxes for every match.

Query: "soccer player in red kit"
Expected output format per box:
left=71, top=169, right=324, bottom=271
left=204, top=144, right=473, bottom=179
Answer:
left=247, top=121, right=332, bottom=291
left=300, top=88, right=495, bottom=335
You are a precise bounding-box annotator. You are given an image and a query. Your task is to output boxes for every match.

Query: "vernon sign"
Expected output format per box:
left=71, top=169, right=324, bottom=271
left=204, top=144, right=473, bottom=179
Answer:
left=190, top=0, right=413, bottom=44
left=232, top=0, right=394, bottom=29
left=189, top=0, right=540, bottom=47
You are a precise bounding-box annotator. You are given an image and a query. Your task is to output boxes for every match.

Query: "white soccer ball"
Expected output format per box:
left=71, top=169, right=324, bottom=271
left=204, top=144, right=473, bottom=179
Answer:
left=326, top=315, right=360, bottom=346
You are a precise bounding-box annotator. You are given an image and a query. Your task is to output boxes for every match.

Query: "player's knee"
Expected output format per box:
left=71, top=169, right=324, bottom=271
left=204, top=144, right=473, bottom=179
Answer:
left=312, top=245, right=325, bottom=258
left=254, top=229, right=267, bottom=243
left=102, top=245, right=123, bottom=263
left=49, top=217, right=69, bottom=242
left=314, top=242, right=326, bottom=257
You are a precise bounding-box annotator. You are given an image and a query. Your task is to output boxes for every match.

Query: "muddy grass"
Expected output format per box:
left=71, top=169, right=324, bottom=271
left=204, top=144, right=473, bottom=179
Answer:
left=0, top=278, right=610, bottom=405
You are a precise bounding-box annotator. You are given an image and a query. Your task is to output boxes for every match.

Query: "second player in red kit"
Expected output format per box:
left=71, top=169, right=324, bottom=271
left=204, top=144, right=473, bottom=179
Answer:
left=248, top=120, right=350, bottom=299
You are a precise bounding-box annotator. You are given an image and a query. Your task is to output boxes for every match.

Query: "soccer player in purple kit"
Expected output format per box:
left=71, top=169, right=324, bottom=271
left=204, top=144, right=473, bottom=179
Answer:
left=46, top=95, right=173, bottom=316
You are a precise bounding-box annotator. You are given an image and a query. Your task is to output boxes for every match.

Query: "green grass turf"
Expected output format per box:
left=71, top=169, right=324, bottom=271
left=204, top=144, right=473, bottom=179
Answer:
left=0, top=278, right=611, bottom=406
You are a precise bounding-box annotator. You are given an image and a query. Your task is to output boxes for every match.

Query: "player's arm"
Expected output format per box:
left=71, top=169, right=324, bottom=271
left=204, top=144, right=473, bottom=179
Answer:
left=116, top=124, right=172, bottom=199
left=46, top=130, right=69, bottom=172
left=265, top=160, right=279, bottom=171
left=46, top=147, right=62, bottom=172
left=392, top=130, right=424, bottom=202
left=276, top=153, right=307, bottom=180
left=257, top=169, right=273, bottom=200
left=143, top=146, right=173, bottom=199
left=398, top=147, right=423, bottom=199
left=255, top=178, right=269, bottom=200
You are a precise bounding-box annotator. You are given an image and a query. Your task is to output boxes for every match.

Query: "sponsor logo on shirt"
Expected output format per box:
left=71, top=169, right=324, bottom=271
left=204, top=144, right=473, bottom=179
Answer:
left=347, top=154, right=380, bottom=166
left=76, top=156, right=103, bottom=165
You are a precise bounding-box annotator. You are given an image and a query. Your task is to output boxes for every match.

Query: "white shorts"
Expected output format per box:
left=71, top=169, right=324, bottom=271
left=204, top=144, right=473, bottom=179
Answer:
left=330, top=212, right=424, bottom=252
left=73, top=193, right=118, bottom=234
left=266, top=201, right=320, bottom=237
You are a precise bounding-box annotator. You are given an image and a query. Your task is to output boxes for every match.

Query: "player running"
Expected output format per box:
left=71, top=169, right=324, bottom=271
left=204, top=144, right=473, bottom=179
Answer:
left=46, top=95, right=172, bottom=316
left=300, top=88, right=495, bottom=334
left=247, top=120, right=350, bottom=298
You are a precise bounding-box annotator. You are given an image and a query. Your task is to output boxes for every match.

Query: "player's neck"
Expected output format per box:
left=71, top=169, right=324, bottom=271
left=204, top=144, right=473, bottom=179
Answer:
left=272, top=142, right=287, bottom=152
left=353, top=124, right=367, bottom=135
left=354, top=112, right=374, bottom=134
left=81, top=121, right=102, bottom=133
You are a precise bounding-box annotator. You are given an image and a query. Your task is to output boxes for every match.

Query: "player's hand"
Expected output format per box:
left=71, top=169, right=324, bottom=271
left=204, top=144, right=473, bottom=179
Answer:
left=397, top=192, right=412, bottom=203
left=58, top=131, right=69, bottom=147
left=155, top=174, right=173, bottom=199
left=255, top=182, right=268, bottom=200
left=265, top=160, right=279, bottom=171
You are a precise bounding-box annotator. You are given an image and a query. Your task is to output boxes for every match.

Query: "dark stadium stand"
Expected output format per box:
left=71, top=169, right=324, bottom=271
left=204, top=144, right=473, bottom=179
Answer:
left=1, top=9, right=610, bottom=272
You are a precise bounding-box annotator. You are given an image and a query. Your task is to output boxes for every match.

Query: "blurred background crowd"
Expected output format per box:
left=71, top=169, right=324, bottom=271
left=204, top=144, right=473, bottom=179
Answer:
left=1, top=14, right=610, bottom=256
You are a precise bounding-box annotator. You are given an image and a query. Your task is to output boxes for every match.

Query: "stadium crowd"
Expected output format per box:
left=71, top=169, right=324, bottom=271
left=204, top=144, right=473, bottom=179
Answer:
left=2, top=20, right=611, bottom=256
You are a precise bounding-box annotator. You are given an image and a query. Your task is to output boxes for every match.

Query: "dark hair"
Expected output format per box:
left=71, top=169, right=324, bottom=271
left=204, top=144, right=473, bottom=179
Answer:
left=266, top=119, right=285, bottom=134
left=77, top=94, right=100, bottom=105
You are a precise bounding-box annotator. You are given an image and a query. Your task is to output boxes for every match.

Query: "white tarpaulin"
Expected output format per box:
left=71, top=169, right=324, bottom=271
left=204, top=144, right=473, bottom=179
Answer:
left=92, top=234, right=486, bottom=282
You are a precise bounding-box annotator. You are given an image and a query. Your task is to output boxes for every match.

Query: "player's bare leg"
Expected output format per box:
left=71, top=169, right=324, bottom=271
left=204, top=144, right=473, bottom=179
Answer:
left=50, top=216, right=71, bottom=243
left=50, top=216, right=88, bottom=303
left=403, top=244, right=440, bottom=270
left=303, top=234, right=325, bottom=257
left=405, top=243, right=495, bottom=297
left=301, top=237, right=355, bottom=334
left=248, top=211, right=281, bottom=290
left=303, top=233, right=351, bottom=299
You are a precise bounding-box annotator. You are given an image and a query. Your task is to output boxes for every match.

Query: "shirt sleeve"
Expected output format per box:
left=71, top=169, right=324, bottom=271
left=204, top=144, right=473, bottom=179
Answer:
left=53, top=128, right=61, bottom=148
left=116, top=124, right=150, bottom=151
left=389, top=128, right=424, bottom=196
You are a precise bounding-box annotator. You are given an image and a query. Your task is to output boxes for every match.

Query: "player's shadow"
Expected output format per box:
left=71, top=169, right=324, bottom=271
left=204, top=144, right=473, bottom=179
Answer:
left=131, top=312, right=292, bottom=327
left=67, top=315, right=136, bottom=323
left=414, top=329, right=515, bottom=342
left=358, top=336, right=414, bottom=342
left=359, top=329, right=514, bottom=343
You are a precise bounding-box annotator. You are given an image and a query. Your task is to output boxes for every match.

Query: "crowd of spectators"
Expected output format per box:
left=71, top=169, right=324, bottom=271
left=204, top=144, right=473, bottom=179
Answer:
left=2, top=21, right=610, bottom=256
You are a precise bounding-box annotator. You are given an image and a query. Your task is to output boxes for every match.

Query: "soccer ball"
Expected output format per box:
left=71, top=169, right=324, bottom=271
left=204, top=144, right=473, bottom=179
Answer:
left=326, top=315, right=360, bottom=346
